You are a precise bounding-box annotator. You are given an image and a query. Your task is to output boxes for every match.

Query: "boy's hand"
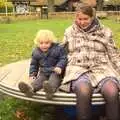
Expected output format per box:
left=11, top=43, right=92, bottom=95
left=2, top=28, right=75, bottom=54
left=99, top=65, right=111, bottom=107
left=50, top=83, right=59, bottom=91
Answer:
left=29, top=76, right=36, bottom=81
left=54, top=67, right=62, bottom=74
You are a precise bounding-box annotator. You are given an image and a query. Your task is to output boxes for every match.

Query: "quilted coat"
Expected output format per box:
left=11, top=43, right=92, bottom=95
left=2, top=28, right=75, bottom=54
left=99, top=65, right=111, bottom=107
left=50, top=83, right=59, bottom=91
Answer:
left=29, top=43, right=67, bottom=77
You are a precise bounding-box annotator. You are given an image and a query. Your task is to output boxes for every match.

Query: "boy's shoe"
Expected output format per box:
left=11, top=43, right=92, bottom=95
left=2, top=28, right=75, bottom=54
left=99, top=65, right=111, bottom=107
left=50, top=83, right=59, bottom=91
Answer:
left=18, top=82, right=34, bottom=97
left=43, top=81, right=55, bottom=100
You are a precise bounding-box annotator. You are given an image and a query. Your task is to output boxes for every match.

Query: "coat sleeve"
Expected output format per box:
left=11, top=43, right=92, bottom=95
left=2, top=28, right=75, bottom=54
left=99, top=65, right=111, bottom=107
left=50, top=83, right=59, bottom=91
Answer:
left=55, top=46, right=68, bottom=71
left=29, top=49, right=39, bottom=77
left=105, top=28, right=120, bottom=73
left=60, top=28, right=72, bottom=54
left=63, top=30, right=68, bottom=43
left=105, top=28, right=118, bottom=58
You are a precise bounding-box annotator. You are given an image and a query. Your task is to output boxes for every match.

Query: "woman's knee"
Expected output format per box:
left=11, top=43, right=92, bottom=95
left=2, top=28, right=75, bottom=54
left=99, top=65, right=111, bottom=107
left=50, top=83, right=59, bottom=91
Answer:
left=74, top=82, right=92, bottom=96
left=101, top=80, right=118, bottom=98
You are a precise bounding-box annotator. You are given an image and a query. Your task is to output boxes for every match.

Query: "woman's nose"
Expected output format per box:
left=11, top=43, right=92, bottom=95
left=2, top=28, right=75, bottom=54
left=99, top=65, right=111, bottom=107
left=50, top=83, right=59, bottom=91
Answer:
left=80, top=21, right=85, bottom=25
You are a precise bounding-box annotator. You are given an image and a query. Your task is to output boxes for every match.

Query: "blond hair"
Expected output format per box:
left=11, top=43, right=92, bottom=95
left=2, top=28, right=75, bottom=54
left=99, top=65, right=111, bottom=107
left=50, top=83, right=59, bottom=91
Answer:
left=34, top=30, right=56, bottom=46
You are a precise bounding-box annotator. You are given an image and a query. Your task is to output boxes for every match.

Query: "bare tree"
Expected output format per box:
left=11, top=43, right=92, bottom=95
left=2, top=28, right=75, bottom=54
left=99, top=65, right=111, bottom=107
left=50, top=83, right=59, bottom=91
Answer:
left=108, top=0, right=120, bottom=5
left=96, top=0, right=104, bottom=11
left=105, top=0, right=120, bottom=11
left=48, top=0, right=54, bottom=12
left=0, top=0, right=5, bottom=7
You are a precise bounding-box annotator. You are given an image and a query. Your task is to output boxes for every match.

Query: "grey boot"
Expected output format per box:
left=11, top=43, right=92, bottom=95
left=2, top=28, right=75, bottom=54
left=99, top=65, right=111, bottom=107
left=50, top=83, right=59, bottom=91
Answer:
left=43, top=81, right=55, bottom=100
left=18, top=82, right=34, bottom=97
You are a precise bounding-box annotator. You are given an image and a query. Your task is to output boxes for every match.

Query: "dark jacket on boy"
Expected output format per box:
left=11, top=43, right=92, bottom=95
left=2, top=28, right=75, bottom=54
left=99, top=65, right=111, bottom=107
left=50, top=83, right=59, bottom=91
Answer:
left=29, top=43, right=67, bottom=77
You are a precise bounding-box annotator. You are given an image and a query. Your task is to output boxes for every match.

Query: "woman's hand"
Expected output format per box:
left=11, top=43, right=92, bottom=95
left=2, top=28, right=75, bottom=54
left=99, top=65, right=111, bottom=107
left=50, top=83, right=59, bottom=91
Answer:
left=54, top=67, right=62, bottom=74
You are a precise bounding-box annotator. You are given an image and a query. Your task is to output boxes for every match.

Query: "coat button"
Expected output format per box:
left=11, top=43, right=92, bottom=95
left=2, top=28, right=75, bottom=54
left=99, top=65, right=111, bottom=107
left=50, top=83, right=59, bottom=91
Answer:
left=77, top=60, right=81, bottom=63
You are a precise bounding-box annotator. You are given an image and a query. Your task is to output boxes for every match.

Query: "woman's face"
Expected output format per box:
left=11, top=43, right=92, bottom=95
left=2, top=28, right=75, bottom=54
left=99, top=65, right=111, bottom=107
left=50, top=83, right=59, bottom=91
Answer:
left=75, top=11, right=93, bottom=29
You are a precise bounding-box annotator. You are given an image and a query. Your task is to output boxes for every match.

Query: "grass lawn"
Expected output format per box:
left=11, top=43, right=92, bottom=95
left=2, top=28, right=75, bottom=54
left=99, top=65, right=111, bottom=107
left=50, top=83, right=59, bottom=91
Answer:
left=0, top=19, right=72, bottom=66
left=0, top=18, right=120, bottom=120
left=0, top=18, right=120, bottom=66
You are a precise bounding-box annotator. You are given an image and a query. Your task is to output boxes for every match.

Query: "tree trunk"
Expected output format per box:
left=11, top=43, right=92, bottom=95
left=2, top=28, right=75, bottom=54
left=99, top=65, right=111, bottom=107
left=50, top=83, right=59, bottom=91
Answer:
left=96, top=0, right=104, bottom=11
left=5, top=2, right=8, bottom=16
left=48, top=0, right=54, bottom=12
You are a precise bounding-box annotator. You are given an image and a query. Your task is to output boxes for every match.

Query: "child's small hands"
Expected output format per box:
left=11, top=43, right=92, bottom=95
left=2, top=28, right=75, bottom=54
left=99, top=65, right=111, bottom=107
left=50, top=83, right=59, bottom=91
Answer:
left=54, top=67, right=62, bottom=74
left=29, top=76, right=36, bottom=81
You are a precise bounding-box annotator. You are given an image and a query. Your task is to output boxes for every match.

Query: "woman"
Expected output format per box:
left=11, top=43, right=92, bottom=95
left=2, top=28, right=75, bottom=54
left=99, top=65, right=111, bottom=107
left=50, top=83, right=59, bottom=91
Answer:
left=60, top=3, right=120, bottom=120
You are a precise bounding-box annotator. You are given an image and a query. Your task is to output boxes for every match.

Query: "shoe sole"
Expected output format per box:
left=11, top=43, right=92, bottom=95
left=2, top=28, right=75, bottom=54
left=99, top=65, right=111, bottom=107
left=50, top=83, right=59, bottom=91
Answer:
left=18, top=82, right=33, bottom=97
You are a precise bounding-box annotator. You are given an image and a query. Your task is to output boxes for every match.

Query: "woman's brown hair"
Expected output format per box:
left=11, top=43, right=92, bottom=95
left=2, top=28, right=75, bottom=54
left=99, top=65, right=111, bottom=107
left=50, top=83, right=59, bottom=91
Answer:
left=75, top=3, right=94, bottom=17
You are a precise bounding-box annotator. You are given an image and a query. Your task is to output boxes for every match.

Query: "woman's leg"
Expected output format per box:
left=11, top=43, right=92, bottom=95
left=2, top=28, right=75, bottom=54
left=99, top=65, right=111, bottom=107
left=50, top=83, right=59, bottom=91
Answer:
left=73, top=78, right=93, bottom=120
left=101, top=80, right=120, bottom=120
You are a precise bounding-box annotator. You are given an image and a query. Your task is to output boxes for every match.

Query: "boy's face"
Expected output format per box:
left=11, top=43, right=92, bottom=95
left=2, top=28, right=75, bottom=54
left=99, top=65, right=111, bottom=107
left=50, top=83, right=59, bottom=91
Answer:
left=39, top=40, right=52, bottom=52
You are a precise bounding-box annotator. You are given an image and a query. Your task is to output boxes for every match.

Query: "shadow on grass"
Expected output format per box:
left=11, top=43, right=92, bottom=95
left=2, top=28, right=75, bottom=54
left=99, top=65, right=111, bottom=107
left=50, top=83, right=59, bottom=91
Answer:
left=0, top=93, right=71, bottom=120
left=0, top=93, right=107, bottom=120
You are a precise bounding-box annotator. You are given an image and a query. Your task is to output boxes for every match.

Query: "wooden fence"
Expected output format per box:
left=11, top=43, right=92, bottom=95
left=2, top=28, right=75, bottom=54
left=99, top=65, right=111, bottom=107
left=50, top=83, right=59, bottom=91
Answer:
left=0, top=11, right=120, bottom=20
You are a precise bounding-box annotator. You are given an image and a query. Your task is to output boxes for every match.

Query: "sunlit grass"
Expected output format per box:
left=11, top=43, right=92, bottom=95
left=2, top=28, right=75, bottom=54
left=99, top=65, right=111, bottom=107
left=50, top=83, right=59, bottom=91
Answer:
left=0, top=19, right=120, bottom=66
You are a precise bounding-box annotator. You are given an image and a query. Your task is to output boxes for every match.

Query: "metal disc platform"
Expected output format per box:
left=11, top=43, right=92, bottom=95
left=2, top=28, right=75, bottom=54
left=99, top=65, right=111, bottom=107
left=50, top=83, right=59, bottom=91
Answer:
left=0, top=59, right=110, bottom=106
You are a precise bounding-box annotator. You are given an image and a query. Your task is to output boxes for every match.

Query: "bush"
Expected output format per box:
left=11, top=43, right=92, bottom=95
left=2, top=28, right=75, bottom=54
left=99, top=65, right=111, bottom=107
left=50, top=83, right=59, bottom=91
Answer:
left=0, top=16, right=12, bottom=24
left=115, top=17, right=120, bottom=23
left=0, top=7, right=13, bottom=13
left=96, top=11, right=108, bottom=19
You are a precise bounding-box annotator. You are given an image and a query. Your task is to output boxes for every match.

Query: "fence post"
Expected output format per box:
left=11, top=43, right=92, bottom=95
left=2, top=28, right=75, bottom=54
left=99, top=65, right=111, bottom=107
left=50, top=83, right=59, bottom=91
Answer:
left=41, top=6, right=48, bottom=19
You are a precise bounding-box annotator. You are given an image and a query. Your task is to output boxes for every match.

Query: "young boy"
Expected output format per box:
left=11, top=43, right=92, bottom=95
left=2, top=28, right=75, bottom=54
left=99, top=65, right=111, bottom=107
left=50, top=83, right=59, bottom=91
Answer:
left=18, top=30, right=67, bottom=99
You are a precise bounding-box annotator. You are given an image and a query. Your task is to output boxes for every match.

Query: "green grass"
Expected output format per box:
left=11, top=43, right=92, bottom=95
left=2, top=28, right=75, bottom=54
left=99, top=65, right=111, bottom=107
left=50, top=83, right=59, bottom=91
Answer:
left=0, top=19, right=120, bottom=66
left=0, top=19, right=72, bottom=66
left=0, top=18, right=120, bottom=119
left=0, top=95, right=56, bottom=120
left=101, top=19, right=120, bottom=47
